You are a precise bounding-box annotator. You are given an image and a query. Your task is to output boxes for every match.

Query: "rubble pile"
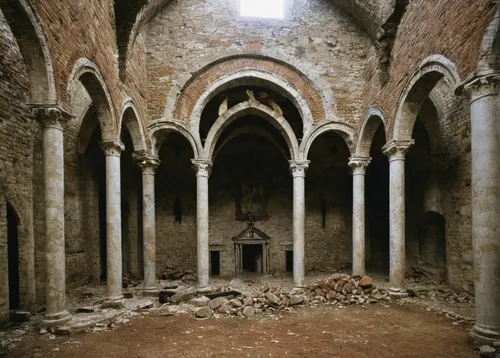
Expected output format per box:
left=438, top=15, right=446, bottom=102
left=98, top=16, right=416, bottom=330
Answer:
left=160, top=267, right=197, bottom=282
left=168, top=273, right=390, bottom=319
left=479, top=342, right=500, bottom=358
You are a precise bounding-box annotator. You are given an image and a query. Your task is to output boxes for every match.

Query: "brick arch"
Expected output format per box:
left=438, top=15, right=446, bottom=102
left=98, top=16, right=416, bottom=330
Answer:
left=119, top=98, right=148, bottom=152
left=0, top=0, right=56, bottom=104
left=2, top=186, right=36, bottom=310
left=392, top=55, right=461, bottom=144
left=301, top=121, right=356, bottom=160
left=355, top=107, right=386, bottom=157
left=478, top=6, right=500, bottom=71
left=148, top=121, right=202, bottom=159
left=168, top=55, right=333, bottom=128
left=67, top=58, right=118, bottom=141
left=204, top=101, right=300, bottom=161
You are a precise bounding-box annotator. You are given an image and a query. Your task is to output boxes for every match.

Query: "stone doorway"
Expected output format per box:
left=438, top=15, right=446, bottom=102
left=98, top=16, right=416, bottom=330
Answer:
left=233, top=223, right=270, bottom=276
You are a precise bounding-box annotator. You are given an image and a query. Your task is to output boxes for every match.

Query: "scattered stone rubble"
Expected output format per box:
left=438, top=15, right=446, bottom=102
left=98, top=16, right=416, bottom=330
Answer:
left=479, top=342, right=500, bottom=358
left=163, top=273, right=390, bottom=319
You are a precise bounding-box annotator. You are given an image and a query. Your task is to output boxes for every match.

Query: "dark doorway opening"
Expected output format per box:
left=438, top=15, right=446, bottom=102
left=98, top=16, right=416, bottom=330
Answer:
left=210, top=251, right=220, bottom=276
left=285, top=250, right=293, bottom=273
left=418, top=212, right=446, bottom=268
left=98, top=184, right=107, bottom=282
left=7, top=203, right=20, bottom=310
left=242, top=244, right=263, bottom=273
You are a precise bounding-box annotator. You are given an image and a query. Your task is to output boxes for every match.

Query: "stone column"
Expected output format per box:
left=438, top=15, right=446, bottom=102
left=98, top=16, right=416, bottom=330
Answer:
left=463, top=73, right=500, bottom=344
left=192, top=160, right=212, bottom=288
left=382, top=140, right=413, bottom=297
left=35, top=107, right=72, bottom=326
left=101, top=140, right=125, bottom=308
left=348, top=157, right=371, bottom=276
left=137, top=156, right=160, bottom=294
left=289, top=160, right=309, bottom=287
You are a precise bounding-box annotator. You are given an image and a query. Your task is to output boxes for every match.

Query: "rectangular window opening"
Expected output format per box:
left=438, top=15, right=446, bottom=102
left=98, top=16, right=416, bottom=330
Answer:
left=285, top=250, right=293, bottom=273
left=240, top=0, right=285, bottom=19
left=210, top=251, right=220, bottom=276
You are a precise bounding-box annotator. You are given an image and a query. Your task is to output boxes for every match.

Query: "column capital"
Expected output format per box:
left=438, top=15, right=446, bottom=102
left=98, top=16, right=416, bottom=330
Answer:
left=101, top=140, right=125, bottom=157
left=289, top=160, right=310, bottom=178
left=348, top=157, right=371, bottom=175
left=192, top=159, right=212, bottom=177
left=382, top=140, right=414, bottom=161
left=32, top=106, right=72, bottom=130
left=134, top=153, right=160, bottom=174
left=463, top=73, right=500, bottom=103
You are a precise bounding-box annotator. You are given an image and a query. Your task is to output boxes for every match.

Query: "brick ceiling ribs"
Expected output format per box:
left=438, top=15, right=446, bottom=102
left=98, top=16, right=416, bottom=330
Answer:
left=116, top=0, right=395, bottom=81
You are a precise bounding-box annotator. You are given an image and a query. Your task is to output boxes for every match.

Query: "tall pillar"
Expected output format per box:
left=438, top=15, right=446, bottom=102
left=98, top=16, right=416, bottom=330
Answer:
left=137, top=155, right=160, bottom=293
left=463, top=73, right=500, bottom=344
left=289, top=160, right=309, bottom=287
left=101, top=140, right=125, bottom=308
left=348, top=157, right=371, bottom=276
left=35, top=107, right=72, bottom=326
left=192, top=160, right=212, bottom=288
left=382, top=140, right=413, bottom=297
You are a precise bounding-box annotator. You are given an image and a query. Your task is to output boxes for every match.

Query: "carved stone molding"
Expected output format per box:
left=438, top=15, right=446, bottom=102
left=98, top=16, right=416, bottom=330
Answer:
left=348, top=157, right=372, bottom=175
left=192, top=159, right=212, bottom=177
left=289, top=160, right=310, bottom=178
left=101, top=140, right=125, bottom=157
left=382, top=139, right=414, bottom=161
left=32, top=106, right=72, bottom=130
left=135, top=154, right=160, bottom=174
left=463, top=73, right=500, bottom=103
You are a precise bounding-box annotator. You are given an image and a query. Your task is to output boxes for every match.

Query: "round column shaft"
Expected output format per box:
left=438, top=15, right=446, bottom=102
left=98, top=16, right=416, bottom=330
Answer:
left=192, top=160, right=212, bottom=288
left=102, top=140, right=125, bottom=308
left=36, top=108, right=71, bottom=327
left=137, top=156, right=160, bottom=293
left=464, top=74, right=500, bottom=344
left=289, top=160, right=309, bottom=287
left=382, top=140, right=413, bottom=297
left=348, top=157, right=371, bottom=276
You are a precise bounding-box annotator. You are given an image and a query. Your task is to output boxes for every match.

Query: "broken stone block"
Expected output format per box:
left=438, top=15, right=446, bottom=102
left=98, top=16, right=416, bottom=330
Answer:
left=137, top=301, right=154, bottom=310
left=230, top=299, right=243, bottom=308
left=358, top=275, right=373, bottom=288
left=218, top=303, right=231, bottom=314
left=289, top=295, right=304, bottom=306
left=189, top=296, right=210, bottom=307
left=314, top=288, right=325, bottom=297
left=209, top=297, right=229, bottom=310
left=479, top=345, right=496, bottom=358
left=265, top=292, right=281, bottom=306
left=170, top=287, right=197, bottom=304
left=243, top=306, right=255, bottom=316
left=243, top=297, right=253, bottom=306
left=195, top=306, right=213, bottom=319
left=326, top=291, right=337, bottom=301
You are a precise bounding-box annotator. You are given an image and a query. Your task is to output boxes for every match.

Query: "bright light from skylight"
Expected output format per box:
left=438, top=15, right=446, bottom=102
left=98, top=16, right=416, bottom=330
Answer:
left=240, top=0, right=285, bottom=19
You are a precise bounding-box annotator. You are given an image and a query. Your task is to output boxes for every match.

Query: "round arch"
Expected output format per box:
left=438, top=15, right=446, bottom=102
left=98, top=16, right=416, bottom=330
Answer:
left=148, top=121, right=202, bottom=159
left=392, top=55, right=461, bottom=143
left=0, top=0, right=57, bottom=104
left=180, top=70, right=316, bottom=141
left=301, top=121, right=356, bottom=160
left=67, top=58, right=117, bottom=140
left=119, top=98, right=148, bottom=152
left=478, top=6, right=500, bottom=71
left=203, top=101, right=300, bottom=161
left=355, top=107, right=386, bottom=157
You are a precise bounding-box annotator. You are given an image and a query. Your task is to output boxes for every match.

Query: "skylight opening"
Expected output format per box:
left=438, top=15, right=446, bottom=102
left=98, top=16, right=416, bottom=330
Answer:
left=240, top=0, right=285, bottom=19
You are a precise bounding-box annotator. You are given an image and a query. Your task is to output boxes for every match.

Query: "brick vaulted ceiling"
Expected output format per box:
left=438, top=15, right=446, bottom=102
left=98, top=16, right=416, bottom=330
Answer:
left=115, top=0, right=394, bottom=78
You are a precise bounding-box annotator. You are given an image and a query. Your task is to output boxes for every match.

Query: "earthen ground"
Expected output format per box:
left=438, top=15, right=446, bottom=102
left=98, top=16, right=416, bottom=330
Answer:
left=11, top=303, right=476, bottom=358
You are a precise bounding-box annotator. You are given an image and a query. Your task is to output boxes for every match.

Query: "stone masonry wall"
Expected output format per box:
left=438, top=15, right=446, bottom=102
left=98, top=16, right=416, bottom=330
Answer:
left=146, top=0, right=371, bottom=127
left=0, top=9, right=36, bottom=316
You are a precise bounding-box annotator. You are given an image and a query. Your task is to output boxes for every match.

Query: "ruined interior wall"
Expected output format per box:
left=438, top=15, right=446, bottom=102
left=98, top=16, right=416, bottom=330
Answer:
left=146, top=0, right=371, bottom=126
left=0, top=9, right=36, bottom=315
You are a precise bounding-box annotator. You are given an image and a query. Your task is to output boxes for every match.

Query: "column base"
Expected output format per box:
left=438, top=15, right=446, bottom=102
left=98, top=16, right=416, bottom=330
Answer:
left=101, top=296, right=124, bottom=309
left=470, top=323, right=500, bottom=344
left=388, top=287, right=408, bottom=298
left=197, top=279, right=209, bottom=289
left=293, top=284, right=306, bottom=289
left=42, top=310, right=71, bottom=328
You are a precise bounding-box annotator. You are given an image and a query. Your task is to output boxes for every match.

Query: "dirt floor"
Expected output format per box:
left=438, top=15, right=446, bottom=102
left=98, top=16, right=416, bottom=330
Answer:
left=9, top=303, right=477, bottom=358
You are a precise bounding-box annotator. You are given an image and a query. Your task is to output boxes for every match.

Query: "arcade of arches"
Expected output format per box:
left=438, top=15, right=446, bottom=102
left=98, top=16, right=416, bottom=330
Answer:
left=0, top=0, right=499, bottom=346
